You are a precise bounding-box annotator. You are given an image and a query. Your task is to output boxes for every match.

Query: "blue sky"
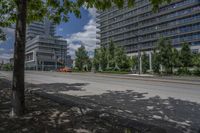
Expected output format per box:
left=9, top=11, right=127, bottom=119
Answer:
left=0, top=8, right=99, bottom=60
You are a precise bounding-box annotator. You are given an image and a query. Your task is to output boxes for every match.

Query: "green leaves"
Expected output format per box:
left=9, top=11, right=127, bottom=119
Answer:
left=156, top=38, right=176, bottom=74
left=180, top=42, right=192, bottom=68
left=0, top=0, right=172, bottom=27
left=94, top=40, right=131, bottom=71
left=192, top=53, right=200, bottom=67
left=127, top=0, right=135, bottom=8
left=152, top=50, right=160, bottom=74
left=75, top=45, right=90, bottom=71
left=0, top=0, right=16, bottom=27
left=142, top=52, right=149, bottom=73
left=150, top=0, right=171, bottom=11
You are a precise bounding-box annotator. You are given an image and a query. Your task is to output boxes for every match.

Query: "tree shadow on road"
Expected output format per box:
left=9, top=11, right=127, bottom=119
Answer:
left=26, top=82, right=89, bottom=93
left=80, top=90, right=200, bottom=133
left=0, top=79, right=126, bottom=133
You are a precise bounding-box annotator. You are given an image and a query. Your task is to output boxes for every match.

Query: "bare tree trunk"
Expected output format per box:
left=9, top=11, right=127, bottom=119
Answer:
left=11, top=0, right=27, bottom=116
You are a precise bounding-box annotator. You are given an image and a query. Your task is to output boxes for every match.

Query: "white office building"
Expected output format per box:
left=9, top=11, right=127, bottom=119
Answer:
left=25, top=19, right=68, bottom=71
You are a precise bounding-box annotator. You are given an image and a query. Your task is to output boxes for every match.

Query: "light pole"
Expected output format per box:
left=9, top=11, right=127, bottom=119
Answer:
left=136, top=33, right=142, bottom=75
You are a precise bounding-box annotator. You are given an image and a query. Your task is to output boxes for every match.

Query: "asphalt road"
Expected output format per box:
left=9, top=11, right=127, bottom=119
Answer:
left=2, top=71, right=200, bottom=102
left=1, top=71, right=200, bottom=132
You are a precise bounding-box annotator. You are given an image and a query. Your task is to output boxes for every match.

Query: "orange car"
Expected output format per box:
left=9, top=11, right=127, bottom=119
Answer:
left=58, top=67, right=72, bottom=72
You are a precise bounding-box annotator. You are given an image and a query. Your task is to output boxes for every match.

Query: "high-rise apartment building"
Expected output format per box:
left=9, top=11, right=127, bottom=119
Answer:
left=25, top=19, right=68, bottom=71
left=97, top=0, right=200, bottom=56
left=26, top=18, right=56, bottom=41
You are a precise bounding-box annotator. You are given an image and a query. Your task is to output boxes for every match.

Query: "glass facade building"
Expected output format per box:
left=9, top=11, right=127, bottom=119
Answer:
left=25, top=19, right=68, bottom=71
left=97, top=0, right=200, bottom=55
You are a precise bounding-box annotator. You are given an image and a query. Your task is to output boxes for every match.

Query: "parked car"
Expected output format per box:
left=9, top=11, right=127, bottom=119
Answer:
left=58, top=67, right=72, bottom=72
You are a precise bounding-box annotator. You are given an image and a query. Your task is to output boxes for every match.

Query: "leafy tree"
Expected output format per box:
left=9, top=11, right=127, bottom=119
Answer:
left=2, top=63, right=13, bottom=71
left=192, top=53, right=200, bottom=67
left=104, top=40, right=116, bottom=69
left=0, top=0, right=83, bottom=116
left=93, top=48, right=101, bottom=71
left=75, top=45, right=90, bottom=71
left=157, top=38, right=174, bottom=74
left=179, top=42, right=192, bottom=68
left=93, top=46, right=108, bottom=71
left=114, top=46, right=130, bottom=70
left=121, top=56, right=131, bottom=71
left=142, top=52, right=149, bottom=73
left=129, top=56, right=138, bottom=71
left=0, top=0, right=172, bottom=116
left=100, top=46, right=108, bottom=71
left=114, top=46, right=122, bottom=70
left=172, top=48, right=180, bottom=68
left=88, top=58, right=93, bottom=71
left=152, top=50, right=160, bottom=74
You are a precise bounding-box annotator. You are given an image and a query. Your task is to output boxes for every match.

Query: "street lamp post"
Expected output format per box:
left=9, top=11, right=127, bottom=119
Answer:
left=136, top=32, right=142, bottom=75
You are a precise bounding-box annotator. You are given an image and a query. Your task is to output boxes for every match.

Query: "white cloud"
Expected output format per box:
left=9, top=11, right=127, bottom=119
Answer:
left=65, top=8, right=100, bottom=58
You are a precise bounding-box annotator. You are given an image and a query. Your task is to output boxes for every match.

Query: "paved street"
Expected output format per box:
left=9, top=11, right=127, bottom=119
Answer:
left=1, top=71, right=200, bottom=102
left=1, top=71, right=200, bottom=132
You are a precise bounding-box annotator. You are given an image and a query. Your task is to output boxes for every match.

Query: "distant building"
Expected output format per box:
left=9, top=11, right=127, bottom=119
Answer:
left=25, top=36, right=67, bottom=71
left=26, top=18, right=55, bottom=41
left=25, top=19, right=68, bottom=71
left=97, top=0, right=200, bottom=55
left=66, top=55, right=73, bottom=68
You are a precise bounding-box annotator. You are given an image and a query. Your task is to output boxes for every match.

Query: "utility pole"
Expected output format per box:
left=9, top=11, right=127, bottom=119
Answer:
left=136, top=32, right=142, bottom=75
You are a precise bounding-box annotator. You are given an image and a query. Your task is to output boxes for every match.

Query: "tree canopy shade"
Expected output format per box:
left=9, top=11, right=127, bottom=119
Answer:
left=0, top=0, right=172, bottom=116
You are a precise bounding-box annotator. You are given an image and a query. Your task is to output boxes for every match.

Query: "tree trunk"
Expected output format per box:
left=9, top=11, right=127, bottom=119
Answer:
left=11, top=0, right=27, bottom=116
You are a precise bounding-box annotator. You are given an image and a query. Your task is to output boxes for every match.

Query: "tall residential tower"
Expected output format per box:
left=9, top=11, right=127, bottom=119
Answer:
left=97, top=0, right=200, bottom=56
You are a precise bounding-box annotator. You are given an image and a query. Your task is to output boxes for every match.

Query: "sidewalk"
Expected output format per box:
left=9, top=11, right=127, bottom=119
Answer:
left=71, top=72, right=200, bottom=85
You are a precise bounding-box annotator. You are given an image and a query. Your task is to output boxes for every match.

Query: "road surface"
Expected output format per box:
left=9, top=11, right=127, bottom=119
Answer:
left=1, top=71, right=200, bottom=132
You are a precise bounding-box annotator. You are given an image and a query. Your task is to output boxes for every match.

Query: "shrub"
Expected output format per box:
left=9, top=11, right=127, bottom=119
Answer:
left=176, top=68, right=191, bottom=75
left=192, top=68, right=200, bottom=76
left=2, top=64, right=13, bottom=71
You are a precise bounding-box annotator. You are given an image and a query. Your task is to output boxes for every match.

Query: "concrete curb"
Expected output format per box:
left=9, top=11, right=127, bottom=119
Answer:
left=70, top=73, right=200, bottom=86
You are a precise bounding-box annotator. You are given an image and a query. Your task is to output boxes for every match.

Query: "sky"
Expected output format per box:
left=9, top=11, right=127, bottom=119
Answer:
left=0, top=7, right=100, bottom=60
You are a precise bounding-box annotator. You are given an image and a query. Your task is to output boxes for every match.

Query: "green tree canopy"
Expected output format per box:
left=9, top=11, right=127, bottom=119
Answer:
left=142, top=52, right=149, bottom=74
left=192, top=53, right=200, bottom=67
left=99, top=46, right=108, bottom=71
left=152, top=50, right=160, bottom=74
left=180, top=42, right=192, bottom=68
left=75, top=45, right=90, bottom=71
left=157, top=38, right=174, bottom=74
left=129, top=56, right=138, bottom=70
left=93, top=48, right=101, bottom=71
